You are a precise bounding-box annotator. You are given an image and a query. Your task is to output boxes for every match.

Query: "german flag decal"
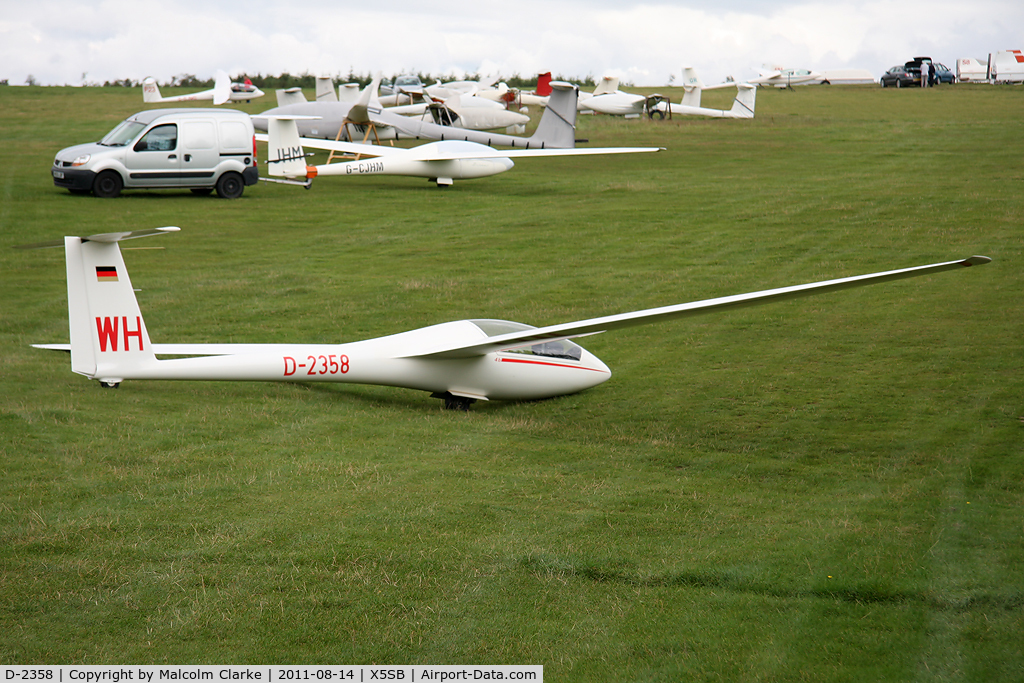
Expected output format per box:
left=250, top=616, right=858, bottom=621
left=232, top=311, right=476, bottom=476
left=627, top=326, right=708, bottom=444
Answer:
left=96, top=266, right=118, bottom=282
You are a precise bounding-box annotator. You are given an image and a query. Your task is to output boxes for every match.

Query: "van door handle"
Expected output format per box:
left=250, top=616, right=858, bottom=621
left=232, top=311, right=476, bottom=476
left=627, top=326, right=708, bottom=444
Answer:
left=184, top=154, right=192, bottom=162
left=168, top=154, right=177, bottom=160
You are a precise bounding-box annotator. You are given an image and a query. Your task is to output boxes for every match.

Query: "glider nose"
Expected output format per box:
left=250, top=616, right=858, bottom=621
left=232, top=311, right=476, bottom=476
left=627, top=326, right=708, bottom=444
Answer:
left=580, top=349, right=612, bottom=388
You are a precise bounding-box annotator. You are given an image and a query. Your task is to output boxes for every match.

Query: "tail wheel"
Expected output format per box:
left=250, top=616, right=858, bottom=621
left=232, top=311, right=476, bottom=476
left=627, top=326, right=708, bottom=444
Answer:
left=92, top=170, right=123, bottom=198
left=215, top=171, right=244, bottom=199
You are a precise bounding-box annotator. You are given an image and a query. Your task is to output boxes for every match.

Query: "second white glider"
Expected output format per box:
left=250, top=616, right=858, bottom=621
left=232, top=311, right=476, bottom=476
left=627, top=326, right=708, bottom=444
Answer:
left=257, top=116, right=662, bottom=187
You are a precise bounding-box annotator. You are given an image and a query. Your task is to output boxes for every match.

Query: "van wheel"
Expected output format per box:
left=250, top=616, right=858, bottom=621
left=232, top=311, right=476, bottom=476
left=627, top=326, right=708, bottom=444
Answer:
left=215, top=172, right=244, bottom=199
left=190, top=188, right=214, bottom=196
left=93, top=170, right=123, bottom=198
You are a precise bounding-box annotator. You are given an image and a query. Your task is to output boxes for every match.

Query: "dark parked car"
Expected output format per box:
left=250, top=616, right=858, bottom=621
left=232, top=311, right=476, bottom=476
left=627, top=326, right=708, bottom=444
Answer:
left=880, top=65, right=917, bottom=87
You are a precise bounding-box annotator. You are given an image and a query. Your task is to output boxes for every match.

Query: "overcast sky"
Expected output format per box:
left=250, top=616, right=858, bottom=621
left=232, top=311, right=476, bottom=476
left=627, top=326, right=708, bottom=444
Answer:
left=2, top=0, right=1021, bottom=87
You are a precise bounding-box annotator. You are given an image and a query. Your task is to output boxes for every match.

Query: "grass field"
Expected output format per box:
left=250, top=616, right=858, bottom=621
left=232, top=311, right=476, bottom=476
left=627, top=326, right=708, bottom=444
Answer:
left=1, top=83, right=1022, bottom=679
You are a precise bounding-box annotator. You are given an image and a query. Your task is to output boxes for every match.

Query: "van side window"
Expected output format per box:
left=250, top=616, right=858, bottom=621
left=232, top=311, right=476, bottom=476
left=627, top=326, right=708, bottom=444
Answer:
left=134, top=124, right=178, bottom=152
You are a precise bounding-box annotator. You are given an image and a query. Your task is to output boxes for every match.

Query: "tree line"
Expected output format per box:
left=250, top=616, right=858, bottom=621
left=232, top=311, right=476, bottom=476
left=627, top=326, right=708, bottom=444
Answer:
left=8, top=71, right=609, bottom=89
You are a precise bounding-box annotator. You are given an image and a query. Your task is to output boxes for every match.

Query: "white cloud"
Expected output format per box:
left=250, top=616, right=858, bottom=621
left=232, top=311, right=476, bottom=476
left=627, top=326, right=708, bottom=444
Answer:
left=2, top=0, right=1022, bottom=86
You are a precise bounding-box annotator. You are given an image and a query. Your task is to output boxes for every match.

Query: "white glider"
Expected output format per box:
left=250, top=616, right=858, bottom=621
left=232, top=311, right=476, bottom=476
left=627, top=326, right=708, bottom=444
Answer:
left=258, top=116, right=662, bottom=187
left=748, top=66, right=822, bottom=88
left=583, top=69, right=755, bottom=120
left=142, top=71, right=264, bottom=106
left=28, top=228, right=989, bottom=410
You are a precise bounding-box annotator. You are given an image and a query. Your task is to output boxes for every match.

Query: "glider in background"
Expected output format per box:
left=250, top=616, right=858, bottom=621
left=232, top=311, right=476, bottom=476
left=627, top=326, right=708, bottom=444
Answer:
left=748, top=65, right=822, bottom=88
left=581, top=68, right=756, bottom=120
left=142, top=70, right=264, bottom=106
left=253, top=77, right=579, bottom=149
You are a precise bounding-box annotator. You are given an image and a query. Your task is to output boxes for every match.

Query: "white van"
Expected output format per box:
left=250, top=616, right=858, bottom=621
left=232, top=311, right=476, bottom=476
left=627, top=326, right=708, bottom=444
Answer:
left=52, top=109, right=259, bottom=198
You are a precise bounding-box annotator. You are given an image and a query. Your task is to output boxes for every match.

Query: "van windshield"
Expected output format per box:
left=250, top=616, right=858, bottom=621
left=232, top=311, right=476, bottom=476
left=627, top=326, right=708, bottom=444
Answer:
left=100, top=120, right=147, bottom=147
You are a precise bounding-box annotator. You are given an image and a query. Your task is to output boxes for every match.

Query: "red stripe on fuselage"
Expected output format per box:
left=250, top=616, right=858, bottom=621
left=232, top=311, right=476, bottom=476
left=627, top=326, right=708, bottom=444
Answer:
left=498, top=356, right=608, bottom=372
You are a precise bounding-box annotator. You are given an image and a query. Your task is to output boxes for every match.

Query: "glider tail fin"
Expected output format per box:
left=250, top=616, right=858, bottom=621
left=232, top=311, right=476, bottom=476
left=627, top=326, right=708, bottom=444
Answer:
left=349, top=75, right=382, bottom=124
left=264, top=117, right=312, bottom=179
left=213, top=70, right=231, bottom=105
left=142, top=77, right=163, bottom=103
left=593, top=76, right=619, bottom=96
left=681, top=67, right=703, bottom=107
left=535, top=72, right=553, bottom=97
left=316, top=76, right=338, bottom=102
left=63, top=229, right=178, bottom=384
left=730, top=84, right=757, bottom=119
left=337, top=83, right=361, bottom=103
left=529, top=81, right=578, bottom=148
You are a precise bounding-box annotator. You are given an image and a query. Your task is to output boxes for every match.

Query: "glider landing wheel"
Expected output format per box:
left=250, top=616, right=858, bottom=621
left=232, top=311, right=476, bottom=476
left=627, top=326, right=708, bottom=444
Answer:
left=433, top=392, right=476, bottom=411
left=99, top=381, right=120, bottom=389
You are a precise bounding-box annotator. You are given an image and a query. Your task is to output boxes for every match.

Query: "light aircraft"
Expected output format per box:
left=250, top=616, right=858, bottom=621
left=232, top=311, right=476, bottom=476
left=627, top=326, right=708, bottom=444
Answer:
left=142, top=70, right=265, bottom=105
left=253, top=77, right=579, bottom=149
left=27, top=228, right=989, bottom=411
left=258, top=115, right=660, bottom=187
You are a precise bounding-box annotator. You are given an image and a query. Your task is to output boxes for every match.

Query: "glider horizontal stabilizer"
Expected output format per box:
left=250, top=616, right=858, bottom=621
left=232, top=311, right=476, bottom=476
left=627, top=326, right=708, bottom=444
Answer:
left=15, top=227, right=181, bottom=250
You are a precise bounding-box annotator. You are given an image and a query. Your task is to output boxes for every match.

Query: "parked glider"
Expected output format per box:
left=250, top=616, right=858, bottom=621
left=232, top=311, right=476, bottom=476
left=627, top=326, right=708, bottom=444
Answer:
left=257, top=115, right=660, bottom=187
left=582, top=69, right=755, bottom=119
left=748, top=65, right=822, bottom=88
left=28, top=228, right=989, bottom=411
left=142, top=71, right=264, bottom=106
left=253, top=77, right=578, bottom=148
left=657, top=68, right=757, bottom=119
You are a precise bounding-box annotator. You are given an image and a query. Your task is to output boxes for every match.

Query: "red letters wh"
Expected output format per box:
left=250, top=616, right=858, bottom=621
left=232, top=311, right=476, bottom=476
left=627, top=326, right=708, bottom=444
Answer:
left=95, top=316, right=144, bottom=351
